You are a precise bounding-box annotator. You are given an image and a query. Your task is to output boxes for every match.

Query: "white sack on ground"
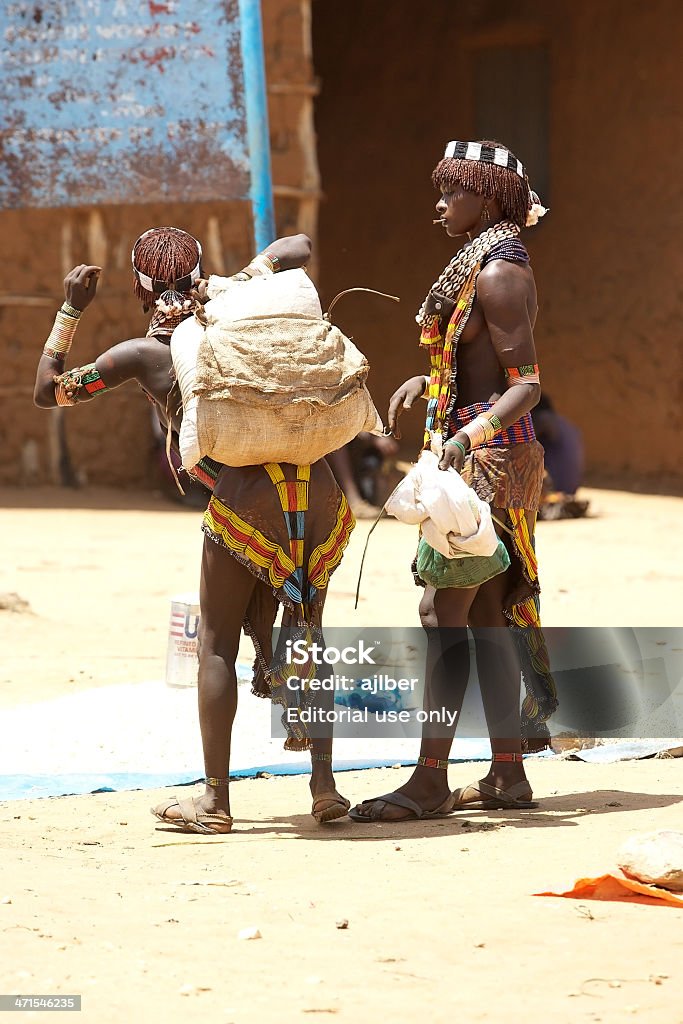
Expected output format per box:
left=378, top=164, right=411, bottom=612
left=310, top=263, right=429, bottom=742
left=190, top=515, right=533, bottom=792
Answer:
left=618, top=830, right=683, bottom=892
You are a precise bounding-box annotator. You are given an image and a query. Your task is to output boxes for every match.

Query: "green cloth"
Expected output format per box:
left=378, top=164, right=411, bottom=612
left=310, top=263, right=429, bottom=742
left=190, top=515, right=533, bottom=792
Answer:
left=416, top=536, right=510, bottom=590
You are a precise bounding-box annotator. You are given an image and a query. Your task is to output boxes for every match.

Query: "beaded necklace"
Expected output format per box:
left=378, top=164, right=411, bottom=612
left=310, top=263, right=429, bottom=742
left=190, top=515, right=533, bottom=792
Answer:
left=416, top=220, right=520, bottom=328
left=418, top=221, right=523, bottom=446
left=145, top=304, right=196, bottom=339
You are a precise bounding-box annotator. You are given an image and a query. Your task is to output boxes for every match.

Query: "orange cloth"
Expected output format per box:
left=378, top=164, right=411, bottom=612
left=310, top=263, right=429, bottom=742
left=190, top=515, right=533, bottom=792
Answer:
left=536, top=873, right=683, bottom=907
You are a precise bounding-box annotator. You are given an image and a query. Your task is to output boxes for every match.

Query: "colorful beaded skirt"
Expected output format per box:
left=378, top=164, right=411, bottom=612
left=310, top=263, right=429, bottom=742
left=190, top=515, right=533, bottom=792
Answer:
left=201, top=461, right=355, bottom=749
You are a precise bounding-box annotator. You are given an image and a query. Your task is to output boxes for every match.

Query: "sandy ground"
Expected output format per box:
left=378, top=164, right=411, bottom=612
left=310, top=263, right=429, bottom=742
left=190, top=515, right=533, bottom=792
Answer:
left=2, top=484, right=682, bottom=709
left=1, top=485, right=683, bottom=1023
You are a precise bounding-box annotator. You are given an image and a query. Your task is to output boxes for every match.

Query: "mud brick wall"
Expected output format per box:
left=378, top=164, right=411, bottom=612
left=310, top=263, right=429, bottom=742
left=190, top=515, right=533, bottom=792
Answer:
left=4, top=0, right=681, bottom=491
left=0, top=0, right=317, bottom=488
left=313, top=0, right=683, bottom=490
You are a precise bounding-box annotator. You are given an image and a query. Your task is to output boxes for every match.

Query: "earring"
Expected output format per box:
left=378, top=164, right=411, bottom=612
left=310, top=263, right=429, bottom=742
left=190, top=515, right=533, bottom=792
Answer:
left=481, top=202, right=491, bottom=226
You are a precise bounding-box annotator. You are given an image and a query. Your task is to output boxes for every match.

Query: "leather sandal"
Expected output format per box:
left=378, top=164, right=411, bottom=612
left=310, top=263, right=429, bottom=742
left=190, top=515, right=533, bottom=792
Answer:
left=151, top=796, right=233, bottom=834
left=348, top=790, right=457, bottom=822
left=450, top=780, right=537, bottom=810
left=311, top=791, right=351, bottom=824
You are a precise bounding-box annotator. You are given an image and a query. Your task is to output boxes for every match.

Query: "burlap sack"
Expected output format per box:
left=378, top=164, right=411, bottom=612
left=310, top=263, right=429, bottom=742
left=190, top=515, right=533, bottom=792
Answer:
left=197, top=383, right=382, bottom=467
left=171, top=282, right=383, bottom=469
left=206, top=268, right=322, bottom=319
left=196, top=314, right=369, bottom=402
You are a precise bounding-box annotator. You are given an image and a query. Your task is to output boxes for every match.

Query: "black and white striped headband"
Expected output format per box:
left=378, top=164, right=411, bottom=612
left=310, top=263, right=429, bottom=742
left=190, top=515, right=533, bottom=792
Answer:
left=131, top=229, right=203, bottom=294
left=443, top=141, right=525, bottom=180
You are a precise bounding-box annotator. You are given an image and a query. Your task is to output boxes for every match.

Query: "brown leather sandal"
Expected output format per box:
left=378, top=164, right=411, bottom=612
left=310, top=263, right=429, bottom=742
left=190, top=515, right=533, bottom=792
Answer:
left=450, top=781, right=537, bottom=810
left=311, top=791, right=351, bottom=824
left=348, top=791, right=457, bottom=822
left=151, top=796, right=234, bottom=834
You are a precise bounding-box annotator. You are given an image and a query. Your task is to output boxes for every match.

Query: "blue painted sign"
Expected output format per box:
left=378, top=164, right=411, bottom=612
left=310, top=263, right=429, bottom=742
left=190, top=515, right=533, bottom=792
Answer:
left=0, top=0, right=251, bottom=208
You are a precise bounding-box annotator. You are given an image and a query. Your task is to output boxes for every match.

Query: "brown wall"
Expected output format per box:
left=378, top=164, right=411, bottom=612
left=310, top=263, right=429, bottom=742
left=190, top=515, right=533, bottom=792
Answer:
left=0, top=0, right=316, bottom=488
left=3, top=0, right=681, bottom=491
left=312, top=0, right=683, bottom=489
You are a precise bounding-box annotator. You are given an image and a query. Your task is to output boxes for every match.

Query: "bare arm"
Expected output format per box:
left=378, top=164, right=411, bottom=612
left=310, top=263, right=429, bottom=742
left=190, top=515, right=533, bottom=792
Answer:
left=34, top=264, right=145, bottom=408
left=387, top=375, right=430, bottom=439
left=475, top=259, right=541, bottom=423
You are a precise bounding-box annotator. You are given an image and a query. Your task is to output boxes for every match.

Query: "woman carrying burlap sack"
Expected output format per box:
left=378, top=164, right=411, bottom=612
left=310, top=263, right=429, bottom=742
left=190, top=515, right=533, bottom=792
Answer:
left=33, top=227, right=355, bottom=834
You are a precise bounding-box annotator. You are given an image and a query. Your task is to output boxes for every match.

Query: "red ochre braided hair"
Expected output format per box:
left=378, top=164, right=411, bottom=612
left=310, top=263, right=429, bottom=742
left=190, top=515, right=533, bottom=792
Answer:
left=432, top=140, right=532, bottom=229
left=131, top=226, right=202, bottom=313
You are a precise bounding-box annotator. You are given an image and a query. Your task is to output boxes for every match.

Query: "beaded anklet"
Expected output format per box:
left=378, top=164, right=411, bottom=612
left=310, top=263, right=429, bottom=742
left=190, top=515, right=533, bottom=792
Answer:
left=311, top=752, right=332, bottom=762
left=205, top=776, right=229, bottom=787
left=417, top=756, right=449, bottom=770
left=492, top=753, right=524, bottom=763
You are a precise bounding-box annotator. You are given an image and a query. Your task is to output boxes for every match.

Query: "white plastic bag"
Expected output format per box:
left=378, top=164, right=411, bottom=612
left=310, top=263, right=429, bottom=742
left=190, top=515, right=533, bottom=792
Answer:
left=385, top=450, right=498, bottom=558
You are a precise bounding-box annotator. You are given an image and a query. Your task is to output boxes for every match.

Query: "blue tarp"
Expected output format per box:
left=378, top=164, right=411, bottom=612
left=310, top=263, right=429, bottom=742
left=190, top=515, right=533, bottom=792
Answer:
left=0, top=754, right=504, bottom=802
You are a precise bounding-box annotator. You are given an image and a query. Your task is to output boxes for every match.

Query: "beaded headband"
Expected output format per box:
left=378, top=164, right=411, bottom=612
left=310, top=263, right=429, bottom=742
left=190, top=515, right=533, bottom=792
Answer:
left=443, top=141, right=525, bottom=180
left=131, top=228, right=203, bottom=295
left=441, top=141, right=548, bottom=225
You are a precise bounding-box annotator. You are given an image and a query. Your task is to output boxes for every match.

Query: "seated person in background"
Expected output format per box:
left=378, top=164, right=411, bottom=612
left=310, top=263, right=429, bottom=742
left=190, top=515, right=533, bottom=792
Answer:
left=327, top=432, right=400, bottom=519
left=531, top=393, right=589, bottom=518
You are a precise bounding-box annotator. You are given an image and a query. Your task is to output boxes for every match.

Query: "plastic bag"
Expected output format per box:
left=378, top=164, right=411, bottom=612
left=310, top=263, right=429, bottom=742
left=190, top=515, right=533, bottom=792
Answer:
left=416, top=536, right=510, bottom=590
left=385, top=449, right=498, bottom=557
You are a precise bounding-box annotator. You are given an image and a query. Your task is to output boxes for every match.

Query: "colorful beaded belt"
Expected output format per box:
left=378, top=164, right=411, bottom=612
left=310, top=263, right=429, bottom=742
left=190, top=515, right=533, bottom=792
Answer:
left=447, top=401, right=536, bottom=447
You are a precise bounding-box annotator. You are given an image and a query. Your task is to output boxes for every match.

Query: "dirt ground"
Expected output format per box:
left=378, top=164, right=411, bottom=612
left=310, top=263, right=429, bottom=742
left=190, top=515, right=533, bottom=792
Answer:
left=1, top=485, right=682, bottom=1023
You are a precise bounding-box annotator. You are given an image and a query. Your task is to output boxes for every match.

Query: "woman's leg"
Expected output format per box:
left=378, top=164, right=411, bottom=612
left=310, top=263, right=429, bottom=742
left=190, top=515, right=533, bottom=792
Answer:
left=159, top=537, right=257, bottom=824
left=350, top=583, right=477, bottom=821
left=466, top=507, right=534, bottom=797
left=306, top=596, right=350, bottom=819
left=416, top=584, right=476, bottom=763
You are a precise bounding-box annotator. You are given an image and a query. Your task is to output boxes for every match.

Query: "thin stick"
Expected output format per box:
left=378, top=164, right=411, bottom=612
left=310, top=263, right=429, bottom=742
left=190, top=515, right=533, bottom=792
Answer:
left=491, top=513, right=514, bottom=537
left=353, top=475, right=406, bottom=609
left=325, top=287, right=399, bottom=321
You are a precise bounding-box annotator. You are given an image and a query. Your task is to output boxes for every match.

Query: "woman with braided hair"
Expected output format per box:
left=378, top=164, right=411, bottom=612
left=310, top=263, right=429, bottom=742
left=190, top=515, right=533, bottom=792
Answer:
left=34, top=226, right=354, bottom=834
left=350, top=140, right=557, bottom=823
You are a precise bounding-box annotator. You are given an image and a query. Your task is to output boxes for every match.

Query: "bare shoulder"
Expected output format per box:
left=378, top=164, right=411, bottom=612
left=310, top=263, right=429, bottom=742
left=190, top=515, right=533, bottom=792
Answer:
left=477, top=259, right=537, bottom=323
left=477, top=258, right=534, bottom=298
left=97, top=336, right=145, bottom=369
left=95, top=335, right=167, bottom=390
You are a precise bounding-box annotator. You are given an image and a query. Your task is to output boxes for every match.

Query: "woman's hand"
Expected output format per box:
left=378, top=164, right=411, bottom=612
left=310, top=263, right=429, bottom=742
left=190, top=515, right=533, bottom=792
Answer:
left=387, top=375, right=427, bottom=439
left=438, top=437, right=468, bottom=473
left=264, top=234, right=312, bottom=271
left=64, top=264, right=101, bottom=311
